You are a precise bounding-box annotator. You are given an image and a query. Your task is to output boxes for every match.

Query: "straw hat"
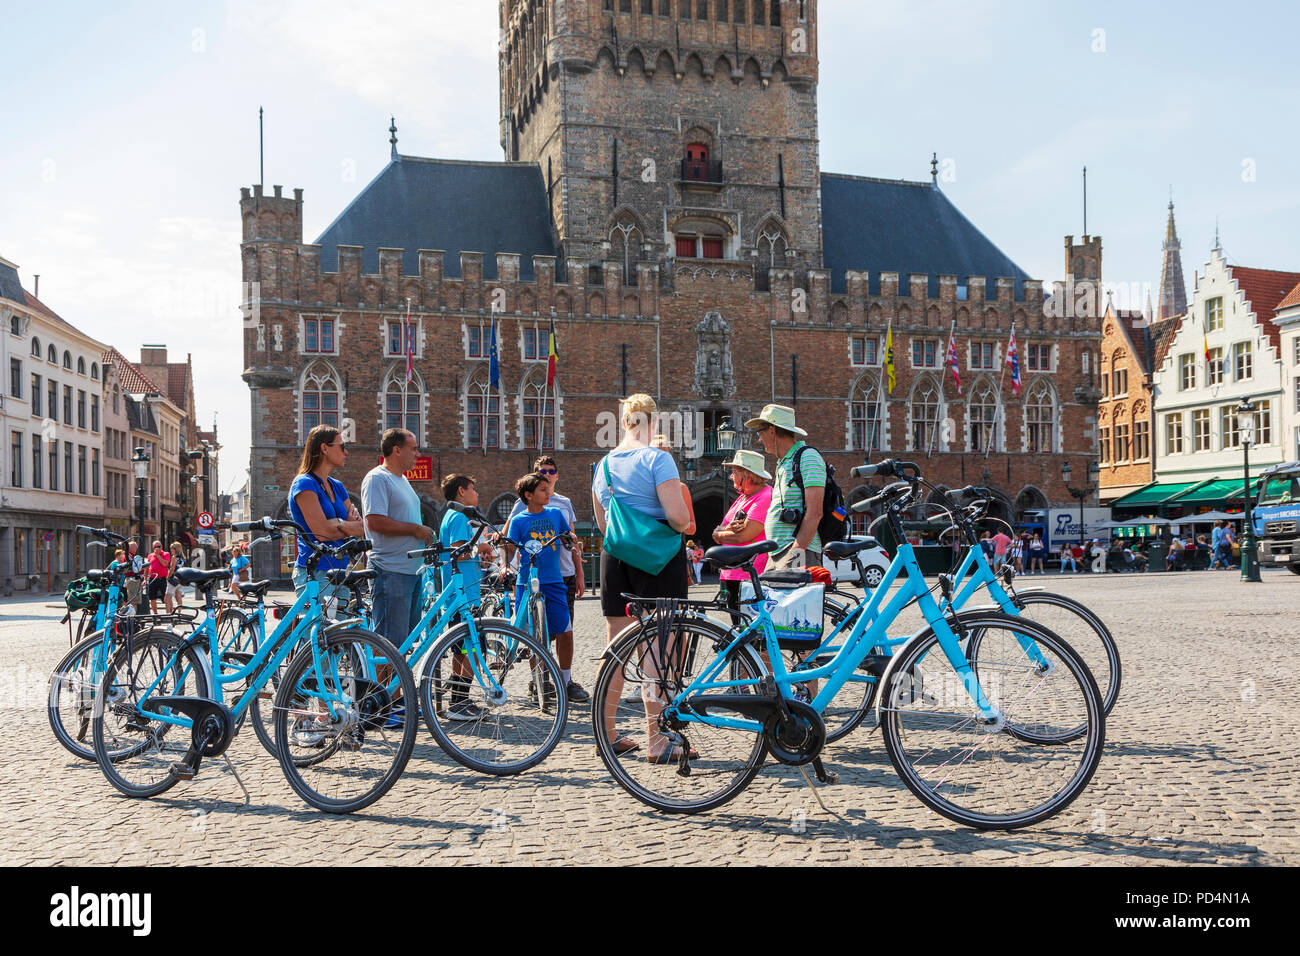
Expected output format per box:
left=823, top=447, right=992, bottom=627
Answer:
left=744, top=403, right=807, bottom=437
left=720, top=448, right=772, bottom=481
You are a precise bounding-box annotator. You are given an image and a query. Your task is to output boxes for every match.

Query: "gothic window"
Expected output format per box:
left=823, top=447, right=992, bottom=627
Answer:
left=1025, top=383, right=1055, bottom=453
left=717, top=0, right=728, bottom=18
left=382, top=367, right=423, bottom=440
left=465, top=367, right=502, bottom=449
left=610, top=219, right=643, bottom=285
left=753, top=0, right=764, bottom=23
left=300, top=361, right=341, bottom=436
left=968, top=379, right=999, bottom=452
left=849, top=377, right=882, bottom=452
left=755, top=223, right=788, bottom=292
left=520, top=368, right=557, bottom=450
left=770, top=0, right=780, bottom=25
left=910, top=378, right=940, bottom=451
left=697, top=0, right=708, bottom=18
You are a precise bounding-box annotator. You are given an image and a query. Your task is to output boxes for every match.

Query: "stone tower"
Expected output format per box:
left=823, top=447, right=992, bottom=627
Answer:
left=1157, top=199, right=1188, bottom=320
left=1064, top=234, right=1102, bottom=285
left=499, top=0, right=822, bottom=276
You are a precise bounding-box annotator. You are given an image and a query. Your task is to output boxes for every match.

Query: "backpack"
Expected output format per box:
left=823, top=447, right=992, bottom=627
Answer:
left=789, top=445, right=849, bottom=546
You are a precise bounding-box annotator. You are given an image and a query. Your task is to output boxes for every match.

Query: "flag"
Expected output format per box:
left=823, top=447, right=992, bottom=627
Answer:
left=945, top=330, right=962, bottom=394
left=404, top=301, right=414, bottom=384
left=488, top=314, right=500, bottom=389
left=884, top=321, right=896, bottom=394
left=1203, top=326, right=1212, bottom=365
left=546, top=315, right=558, bottom=388
left=1005, top=326, right=1021, bottom=396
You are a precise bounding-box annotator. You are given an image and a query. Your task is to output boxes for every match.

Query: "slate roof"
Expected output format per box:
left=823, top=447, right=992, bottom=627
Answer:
left=819, top=175, right=1030, bottom=296
left=124, top=393, right=159, bottom=435
left=0, top=258, right=24, bottom=304
left=1228, top=265, right=1300, bottom=352
left=315, top=157, right=559, bottom=280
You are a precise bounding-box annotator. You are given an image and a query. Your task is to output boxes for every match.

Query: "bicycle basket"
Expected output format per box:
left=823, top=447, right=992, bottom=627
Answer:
left=63, top=578, right=103, bottom=611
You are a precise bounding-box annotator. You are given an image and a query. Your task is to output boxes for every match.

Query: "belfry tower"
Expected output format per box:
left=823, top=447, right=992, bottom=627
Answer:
left=1158, top=198, right=1188, bottom=320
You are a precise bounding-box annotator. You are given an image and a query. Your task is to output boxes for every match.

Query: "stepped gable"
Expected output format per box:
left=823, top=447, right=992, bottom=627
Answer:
left=820, top=174, right=1029, bottom=296
left=314, top=156, right=558, bottom=280
left=1228, top=265, right=1300, bottom=352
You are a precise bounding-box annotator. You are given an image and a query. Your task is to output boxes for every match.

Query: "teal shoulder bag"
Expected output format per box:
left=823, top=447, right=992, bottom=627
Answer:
left=601, top=454, right=682, bottom=575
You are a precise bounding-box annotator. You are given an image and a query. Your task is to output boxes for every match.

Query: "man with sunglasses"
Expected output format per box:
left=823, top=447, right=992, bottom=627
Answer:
left=506, top=455, right=587, bottom=702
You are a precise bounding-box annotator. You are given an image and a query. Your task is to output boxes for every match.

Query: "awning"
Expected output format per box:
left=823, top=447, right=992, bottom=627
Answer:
left=1166, top=477, right=1260, bottom=507
left=179, top=531, right=197, bottom=548
left=1111, top=480, right=1209, bottom=509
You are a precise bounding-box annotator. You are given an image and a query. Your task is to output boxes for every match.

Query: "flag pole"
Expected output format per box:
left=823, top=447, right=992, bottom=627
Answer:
left=928, top=319, right=956, bottom=460
left=986, top=320, right=1012, bottom=460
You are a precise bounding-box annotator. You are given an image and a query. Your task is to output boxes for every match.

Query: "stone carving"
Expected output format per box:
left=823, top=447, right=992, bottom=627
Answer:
left=693, top=311, right=734, bottom=401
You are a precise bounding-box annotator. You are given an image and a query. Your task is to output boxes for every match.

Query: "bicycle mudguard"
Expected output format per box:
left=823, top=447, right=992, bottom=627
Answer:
left=871, top=623, right=937, bottom=725
left=177, top=635, right=217, bottom=692
left=322, top=618, right=368, bottom=635
left=963, top=587, right=1047, bottom=614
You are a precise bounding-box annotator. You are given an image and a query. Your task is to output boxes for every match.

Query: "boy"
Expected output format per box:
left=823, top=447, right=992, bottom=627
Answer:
left=439, top=473, right=498, bottom=722
left=502, top=472, right=588, bottom=703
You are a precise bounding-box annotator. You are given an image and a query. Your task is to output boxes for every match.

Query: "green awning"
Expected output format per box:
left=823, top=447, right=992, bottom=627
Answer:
left=1167, top=477, right=1261, bottom=506
left=1111, top=480, right=1208, bottom=508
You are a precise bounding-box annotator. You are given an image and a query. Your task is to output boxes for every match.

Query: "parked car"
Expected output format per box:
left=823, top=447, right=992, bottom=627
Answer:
left=823, top=536, right=891, bottom=589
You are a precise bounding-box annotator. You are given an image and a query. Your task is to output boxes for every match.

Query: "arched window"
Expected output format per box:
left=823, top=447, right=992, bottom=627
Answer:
left=520, top=368, right=557, bottom=449
left=77, top=356, right=86, bottom=375
left=382, top=366, right=423, bottom=440
left=62, top=350, right=72, bottom=369
left=910, top=377, right=941, bottom=451
left=1025, top=380, right=1056, bottom=453
left=8, top=315, right=18, bottom=335
left=609, top=217, right=643, bottom=286
left=90, top=362, right=99, bottom=381
left=299, top=361, right=341, bottom=435
left=755, top=222, right=789, bottom=291
left=47, top=344, right=57, bottom=363
left=465, top=367, right=502, bottom=449
left=849, top=377, right=882, bottom=451
left=968, top=379, right=999, bottom=452
left=31, top=338, right=41, bottom=357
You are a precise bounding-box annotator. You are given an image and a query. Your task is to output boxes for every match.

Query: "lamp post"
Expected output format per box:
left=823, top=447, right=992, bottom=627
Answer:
left=717, top=417, right=737, bottom=512
left=1237, top=399, right=1261, bottom=582
left=1062, top=459, right=1099, bottom=548
left=131, top=445, right=151, bottom=611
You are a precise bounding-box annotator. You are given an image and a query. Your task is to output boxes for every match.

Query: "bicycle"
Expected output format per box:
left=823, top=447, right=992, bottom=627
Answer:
left=90, top=516, right=418, bottom=814
left=591, top=459, right=1105, bottom=829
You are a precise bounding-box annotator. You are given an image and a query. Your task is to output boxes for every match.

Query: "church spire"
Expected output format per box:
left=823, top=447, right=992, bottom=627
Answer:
left=1158, top=196, right=1188, bottom=320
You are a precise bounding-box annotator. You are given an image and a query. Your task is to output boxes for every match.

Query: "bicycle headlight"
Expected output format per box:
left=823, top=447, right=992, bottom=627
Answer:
left=530, top=577, right=541, bottom=595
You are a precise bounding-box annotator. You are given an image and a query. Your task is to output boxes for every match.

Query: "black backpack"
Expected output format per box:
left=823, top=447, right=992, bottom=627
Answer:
left=790, top=445, right=849, bottom=545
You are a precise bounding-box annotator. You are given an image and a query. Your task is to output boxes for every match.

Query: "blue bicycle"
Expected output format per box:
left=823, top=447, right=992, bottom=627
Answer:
left=592, top=460, right=1105, bottom=829
left=90, top=516, right=418, bottom=814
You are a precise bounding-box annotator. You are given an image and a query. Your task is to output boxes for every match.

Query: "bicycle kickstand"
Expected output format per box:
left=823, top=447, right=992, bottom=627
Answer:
left=221, top=753, right=252, bottom=806
left=796, top=765, right=833, bottom=815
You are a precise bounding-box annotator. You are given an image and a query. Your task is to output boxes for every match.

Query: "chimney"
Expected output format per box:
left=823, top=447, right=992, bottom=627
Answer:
left=34, top=275, right=39, bottom=298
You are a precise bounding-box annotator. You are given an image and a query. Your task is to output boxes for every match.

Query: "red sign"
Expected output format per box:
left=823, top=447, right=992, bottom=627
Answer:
left=405, top=456, right=433, bottom=482
left=197, top=512, right=214, bottom=529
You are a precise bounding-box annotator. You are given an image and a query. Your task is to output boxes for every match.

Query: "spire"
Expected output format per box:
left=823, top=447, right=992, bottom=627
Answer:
left=1213, top=217, right=1221, bottom=252
left=930, top=152, right=938, bottom=184
left=1158, top=198, right=1188, bottom=320
left=389, top=116, right=398, bottom=161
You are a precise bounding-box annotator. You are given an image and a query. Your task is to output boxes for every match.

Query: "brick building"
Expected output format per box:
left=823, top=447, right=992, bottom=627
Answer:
left=240, top=0, right=1101, bottom=578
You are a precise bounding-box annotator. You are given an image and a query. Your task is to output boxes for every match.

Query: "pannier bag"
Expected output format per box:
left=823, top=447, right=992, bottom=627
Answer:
left=63, top=577, right=103, bottom=612
left=737, top=574, right=825, bottom=648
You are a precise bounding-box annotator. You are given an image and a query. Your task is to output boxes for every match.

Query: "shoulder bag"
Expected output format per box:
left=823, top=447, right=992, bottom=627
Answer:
left=601, top=455, right=681, bottom=575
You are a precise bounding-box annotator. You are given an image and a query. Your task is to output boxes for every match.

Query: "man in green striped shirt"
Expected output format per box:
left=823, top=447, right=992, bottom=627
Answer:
left=746, top=404, right=826, bottom=568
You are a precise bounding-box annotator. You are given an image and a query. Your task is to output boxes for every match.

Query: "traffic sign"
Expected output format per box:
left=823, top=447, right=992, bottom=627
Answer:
left=197, top=512, right=214, bottom=529
left=42, top=532, right=54, bottom=543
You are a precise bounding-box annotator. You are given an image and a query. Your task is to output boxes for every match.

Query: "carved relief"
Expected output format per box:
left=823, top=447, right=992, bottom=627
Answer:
left=693, top=311, right=734, bottom=401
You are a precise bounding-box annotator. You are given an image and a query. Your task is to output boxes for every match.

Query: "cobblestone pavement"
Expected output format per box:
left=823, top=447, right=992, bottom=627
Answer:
left=2, top=569, right=1297, bottom=866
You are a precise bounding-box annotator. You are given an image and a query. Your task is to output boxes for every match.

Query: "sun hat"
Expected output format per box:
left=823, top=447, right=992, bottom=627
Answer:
left=720, top=448, right=772, bottom=481
left=744, top=403, right=807, bottom=437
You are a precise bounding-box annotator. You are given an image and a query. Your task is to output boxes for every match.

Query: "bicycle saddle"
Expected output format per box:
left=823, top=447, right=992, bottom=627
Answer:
left=823, top=537, right=881, bottom=560
left=177, top=567, right=235, bottom=587
left=85, top=569, right=112, bottom=585
left=704, top=539, right=779, bottom=569
left=240, top=580, right=272, bottom=599
left=325, top=568, right=378, bottom=587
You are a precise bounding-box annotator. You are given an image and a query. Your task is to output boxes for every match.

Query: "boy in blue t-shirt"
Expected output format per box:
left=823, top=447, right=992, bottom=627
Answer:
left=502, top=472, right=587, bottom=703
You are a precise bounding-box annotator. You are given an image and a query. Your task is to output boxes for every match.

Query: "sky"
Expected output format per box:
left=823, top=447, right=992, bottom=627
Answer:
left=3, top=0, right=1298, bottom=494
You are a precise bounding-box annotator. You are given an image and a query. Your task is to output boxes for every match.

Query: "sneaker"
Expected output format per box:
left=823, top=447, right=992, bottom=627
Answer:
left=566, top=680, right=590, bottom=704
left=383, top=704, right=407, bottom=729
left=527, top=676, right=556, bottom=707
left=447, top=699, right=486, bottom=722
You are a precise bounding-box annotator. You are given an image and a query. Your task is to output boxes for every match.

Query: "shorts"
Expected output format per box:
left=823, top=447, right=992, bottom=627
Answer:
left=147, top=577, right=167, bottom=600
left=515, top=580, right=571, bottom=636
left=167, top=580, right=184, bottom=601
left=563, top=574, right=577, bottom=627
left=600, top=544, right=689, bottom=617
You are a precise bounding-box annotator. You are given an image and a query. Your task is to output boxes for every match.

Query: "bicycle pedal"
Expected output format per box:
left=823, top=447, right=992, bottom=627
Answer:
left=812, top=758, right=838, bottom=785
left=170, top=762, right=198, bottom=781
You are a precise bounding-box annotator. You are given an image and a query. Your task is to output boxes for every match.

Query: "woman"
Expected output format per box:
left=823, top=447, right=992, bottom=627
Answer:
left=1059, top=541, right=1077, bottom=574
left=690, top=541, right=705, bottom=585
left=288, top=424, right=365, bottom=611
left=166, top=540, right=187, bottom=610
left=711, top=449, right=773, bottom=615
left=145, top=540, right=171, bottom=614
left=592, top=395, right=691, bottom=762
left=1009, top=534, right=1025, bottom=574
left=1028, top=533, right=1046, bottom=574
left=228, top=541, right=251, bottom=598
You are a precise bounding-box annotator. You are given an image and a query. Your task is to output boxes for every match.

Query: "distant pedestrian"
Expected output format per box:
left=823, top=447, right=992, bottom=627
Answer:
left=1060, top=542, right=1078, bottom=573
left=228, top=541, right=250, bottom=599
left=688, top=540, right=705, bottom=584
left=166, top=540, right=187, bottom=610
left=1028, top=533, right=1046, bottom=574
left=991, top=529, right=1012, bottom=566
left=1009, top=534, right=1025, bottom=574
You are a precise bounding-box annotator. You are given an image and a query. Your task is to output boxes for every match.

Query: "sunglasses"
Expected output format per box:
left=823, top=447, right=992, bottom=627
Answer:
left=538, top=468, right=557, bottom=476
left=328, top=441, right=348, bottom=451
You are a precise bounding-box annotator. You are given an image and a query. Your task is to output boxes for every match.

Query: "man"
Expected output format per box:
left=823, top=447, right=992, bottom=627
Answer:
left=1210, top=520, right=1227, bottom=570
left=746, top=404, right=825, bottom=568
left=123, top=540, right=144, bottom=609
left=361, top=428, right=435, bottom=649
left=507, top=455, right=585, bottom=638
left=990, top=529, right=1013, bottom=566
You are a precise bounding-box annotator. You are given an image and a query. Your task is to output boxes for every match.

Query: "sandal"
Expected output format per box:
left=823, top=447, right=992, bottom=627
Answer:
left=611, top=736, right=640, bottom=756
left=646, top=733, right=699, bottom=763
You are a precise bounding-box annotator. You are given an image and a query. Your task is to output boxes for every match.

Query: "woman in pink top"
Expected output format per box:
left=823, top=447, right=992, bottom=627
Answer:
left=145, top=541, right=172, bottom=614
left=711, top=449, right=773, bottom=615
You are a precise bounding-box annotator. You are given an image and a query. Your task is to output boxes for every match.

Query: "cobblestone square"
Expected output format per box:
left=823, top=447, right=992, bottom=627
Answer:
left=2, top=571, right=1297, bottom=866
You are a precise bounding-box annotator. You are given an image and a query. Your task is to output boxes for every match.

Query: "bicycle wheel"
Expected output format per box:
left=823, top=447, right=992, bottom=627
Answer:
left=419, top=621, right=568, bottom=775
left=48, top=628, right=125, bottom=760
left=879, top=612, right=1104, bottom=830
left=216, top=606, right=248, bottom=649
left=592, top=615, right=768, bottom=814
left=806, top=597, right=878, bottom=744
left=1001, top=592, right=1120, bottom=716
left=272, top=628, right=417, bottom=814
left=91, top=631, right=212, bottom=799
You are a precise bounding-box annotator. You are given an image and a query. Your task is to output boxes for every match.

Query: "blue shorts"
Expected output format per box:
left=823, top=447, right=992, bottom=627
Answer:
left=515, top=580, right=571, bottom=637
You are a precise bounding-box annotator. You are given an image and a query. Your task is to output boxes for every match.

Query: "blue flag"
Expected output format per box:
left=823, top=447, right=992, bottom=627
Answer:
left=488, top=314, right=500, bottom=389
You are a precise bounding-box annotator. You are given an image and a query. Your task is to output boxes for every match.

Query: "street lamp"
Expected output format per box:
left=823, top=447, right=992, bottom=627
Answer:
left=131, top=446, right=151, bottom=611
left=1236, top=398, right=1261, bottom=582
left=1062, top=459, right=1099, bottom=548
left=717, top=417, right=737, bottom=453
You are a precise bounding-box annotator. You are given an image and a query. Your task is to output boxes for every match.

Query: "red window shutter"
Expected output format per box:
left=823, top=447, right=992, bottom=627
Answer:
left=701, top=238, right=723, bottom=259
left=676, top=236, right=696, bottom=258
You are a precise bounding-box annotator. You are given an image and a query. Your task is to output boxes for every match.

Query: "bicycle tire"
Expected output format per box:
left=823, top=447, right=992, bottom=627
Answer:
left=592, top=615, right=768, bottom=814
left=91, top=630, right=212, bottom=799
left=272, top=628, right=417, bottom=814
left=811, top=598, right=878, bottom=744
left=879, top=612, right=1104, bottom=830
left=419, top=621, right=568, bottom=775
left=1002, top=591, right=1121, bottom=716
left=48, top=628, right=125, bottom=760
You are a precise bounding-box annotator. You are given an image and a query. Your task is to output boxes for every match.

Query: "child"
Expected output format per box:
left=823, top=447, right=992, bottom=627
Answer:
left=502, top=472, right=588, bottom=704
left=439, top=473, right=498, bottom=721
